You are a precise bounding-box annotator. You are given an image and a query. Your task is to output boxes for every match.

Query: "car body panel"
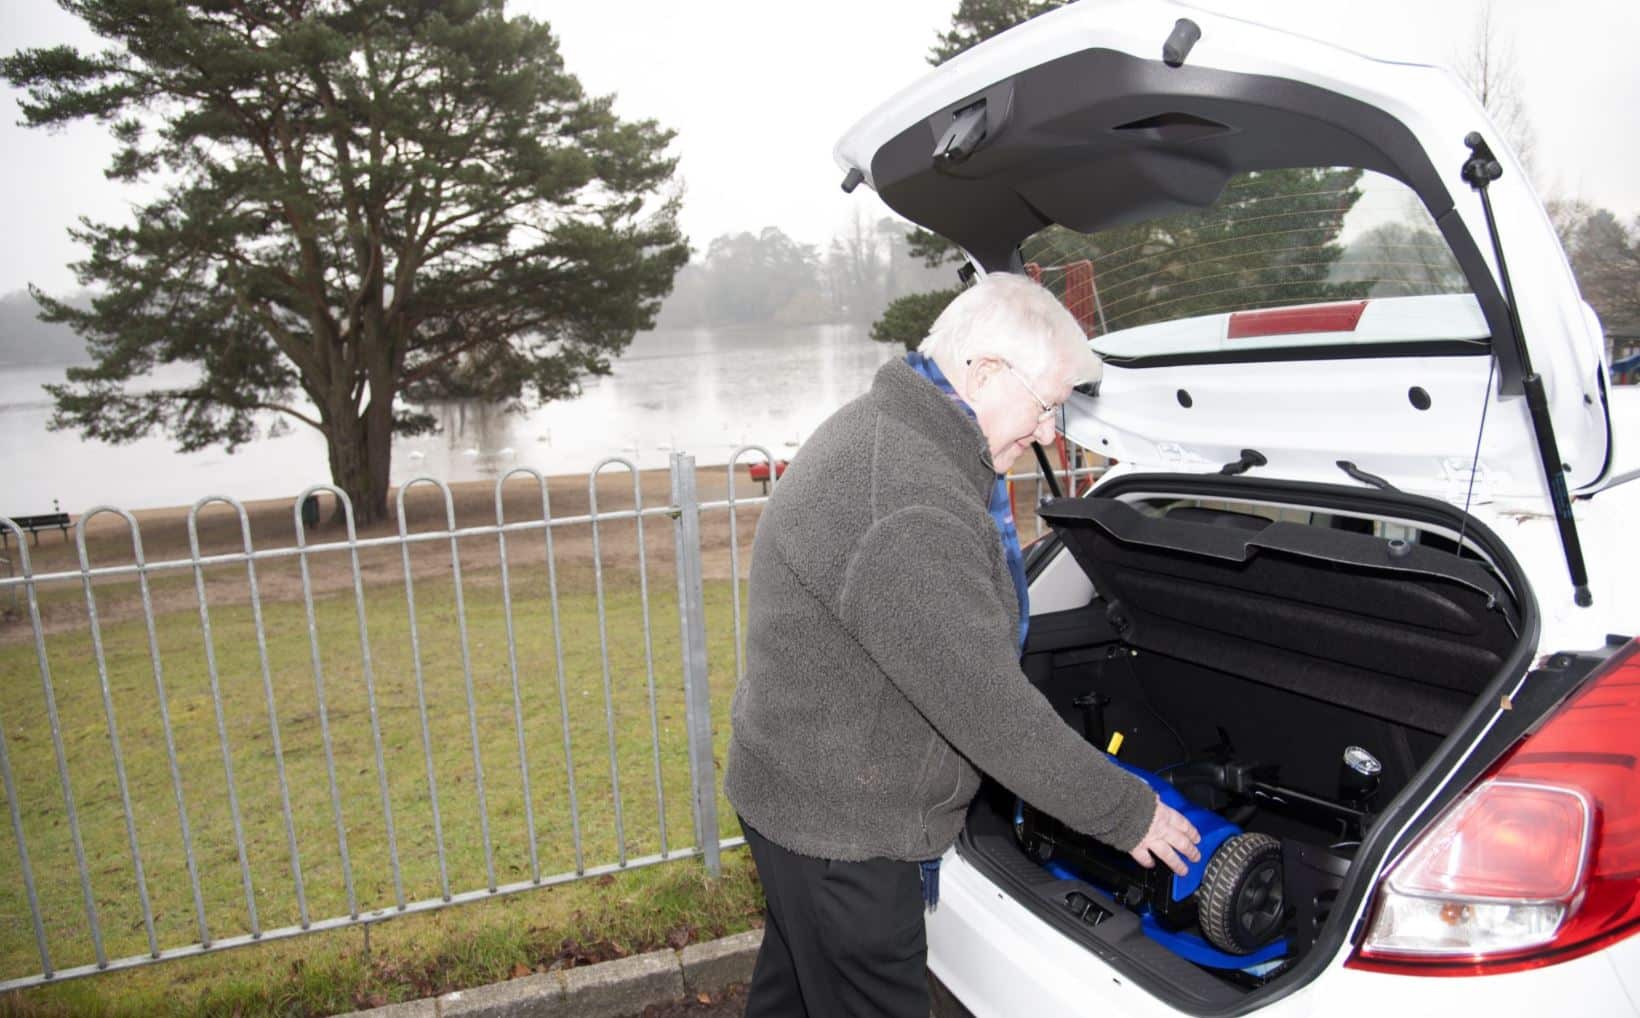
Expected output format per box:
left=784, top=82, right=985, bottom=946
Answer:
left=1600, top=385, right=1640, bottom=487
left=1610, top=935, right=1640, bottom=1013
left=931, top=840, right=1640, bottom=1018
left=1062, top=354, right=1523, bottom=498
left=1088, top=295, right=1488, bottom=361
left=1499, top=478, right=1640, bottom=644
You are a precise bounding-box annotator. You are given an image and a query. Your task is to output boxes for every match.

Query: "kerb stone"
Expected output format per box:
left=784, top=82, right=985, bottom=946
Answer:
left=679, top=929, right=762, bottom=995
left=560, top=949, right=684, bottom=1018
left=439, top=971, right=567, bottom=1018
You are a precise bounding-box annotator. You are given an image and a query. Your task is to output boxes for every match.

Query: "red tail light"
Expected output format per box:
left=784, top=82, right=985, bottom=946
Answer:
left=1348, top=640, right=1640, bottom=975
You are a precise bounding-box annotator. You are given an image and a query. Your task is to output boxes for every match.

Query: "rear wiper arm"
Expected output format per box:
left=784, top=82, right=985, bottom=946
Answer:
left=1461, top=132, right=1593, bottom=607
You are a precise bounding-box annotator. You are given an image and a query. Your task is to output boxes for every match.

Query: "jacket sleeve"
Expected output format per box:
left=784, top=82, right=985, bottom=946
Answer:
left=836, top=504, right=1156, bottom=853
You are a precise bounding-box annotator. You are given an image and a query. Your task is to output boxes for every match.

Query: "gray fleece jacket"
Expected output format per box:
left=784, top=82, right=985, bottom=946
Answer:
left=723, top=357, right=1155, bottom=862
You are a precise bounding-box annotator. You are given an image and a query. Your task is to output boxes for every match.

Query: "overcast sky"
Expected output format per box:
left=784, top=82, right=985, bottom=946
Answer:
left=2, top=0, right=1636, bottom=297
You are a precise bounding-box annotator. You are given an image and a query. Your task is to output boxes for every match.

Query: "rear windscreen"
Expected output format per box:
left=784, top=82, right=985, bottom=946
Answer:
left=1019, top=168, right=1487, bottom=361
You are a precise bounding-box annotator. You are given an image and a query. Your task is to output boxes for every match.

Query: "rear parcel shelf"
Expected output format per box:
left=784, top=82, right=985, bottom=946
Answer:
left=1036, top=497, right=1522, bottom=734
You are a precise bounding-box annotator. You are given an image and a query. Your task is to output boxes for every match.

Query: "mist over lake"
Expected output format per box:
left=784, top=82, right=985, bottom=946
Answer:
left=2, top=322, right=898, bottom=515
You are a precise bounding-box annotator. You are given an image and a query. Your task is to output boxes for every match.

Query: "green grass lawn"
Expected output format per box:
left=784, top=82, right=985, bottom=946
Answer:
left=0, top=538, right=758, bottom=1014
left=0, top=850, right=765, bottom=1017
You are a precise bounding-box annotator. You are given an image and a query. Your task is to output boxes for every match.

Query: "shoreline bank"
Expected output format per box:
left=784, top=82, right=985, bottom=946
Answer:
left=1, top=463, right=776, bottom=639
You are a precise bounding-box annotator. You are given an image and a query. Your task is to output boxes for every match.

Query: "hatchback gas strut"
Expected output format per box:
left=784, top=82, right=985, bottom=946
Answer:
left=1031, top=442, right=1063, bottom=499
left=1461, top=133, right=1592, bottom=607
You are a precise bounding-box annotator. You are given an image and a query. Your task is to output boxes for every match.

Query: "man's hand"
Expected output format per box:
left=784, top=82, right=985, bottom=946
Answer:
left=1128, top=799, right=1202, bottom=877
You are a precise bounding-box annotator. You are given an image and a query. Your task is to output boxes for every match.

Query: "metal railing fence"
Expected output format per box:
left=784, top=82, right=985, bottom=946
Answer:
left=0, top=449, right=1098, bottom=993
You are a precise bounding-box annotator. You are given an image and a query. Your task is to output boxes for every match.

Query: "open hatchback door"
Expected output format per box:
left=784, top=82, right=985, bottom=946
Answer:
left=834, top=0, right=1614, bottom=507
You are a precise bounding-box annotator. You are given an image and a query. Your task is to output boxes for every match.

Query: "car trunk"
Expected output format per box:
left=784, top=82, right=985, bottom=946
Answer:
left=954, top=473, right=1539, bottom=1008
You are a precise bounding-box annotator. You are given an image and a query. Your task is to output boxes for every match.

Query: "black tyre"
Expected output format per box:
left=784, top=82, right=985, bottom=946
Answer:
left=1197, top=832, right=1285, bottom=954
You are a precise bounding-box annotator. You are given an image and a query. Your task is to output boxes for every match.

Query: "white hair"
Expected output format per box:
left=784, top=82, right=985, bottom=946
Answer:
left=918, top=272, right=1102, bottom=386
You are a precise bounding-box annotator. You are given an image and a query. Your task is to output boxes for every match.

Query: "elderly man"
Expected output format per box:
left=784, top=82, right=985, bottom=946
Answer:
left=724, top=273, right=1201, bottom=1017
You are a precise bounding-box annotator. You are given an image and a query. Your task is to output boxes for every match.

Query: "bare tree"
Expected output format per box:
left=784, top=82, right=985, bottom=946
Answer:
left=826, top=207, right=888, bottom=321
left=1546, top=198, right=1594, bottom=252
left=1454, top=6, right=1640, bottom=366
left=1454, top=1, right=1538, bottom=184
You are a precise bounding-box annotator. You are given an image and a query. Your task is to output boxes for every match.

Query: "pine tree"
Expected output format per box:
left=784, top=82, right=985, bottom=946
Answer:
left=1028, top=168, right=1370, bottom=332
left=928, top=0, right=1065, bottom=64
left=3, top=0, right=688, bottom=522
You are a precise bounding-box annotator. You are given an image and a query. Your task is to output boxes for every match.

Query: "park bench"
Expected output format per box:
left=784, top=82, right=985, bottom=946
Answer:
left=2, top=512, right=72, bottom=547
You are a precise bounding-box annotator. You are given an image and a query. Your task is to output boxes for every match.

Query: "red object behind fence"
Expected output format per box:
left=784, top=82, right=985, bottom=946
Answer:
left=747, top=460, right=789, bottom=494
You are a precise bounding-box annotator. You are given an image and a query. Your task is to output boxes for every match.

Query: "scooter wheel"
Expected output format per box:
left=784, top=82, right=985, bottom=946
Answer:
left=1198, top=832, right=1284, bottom=954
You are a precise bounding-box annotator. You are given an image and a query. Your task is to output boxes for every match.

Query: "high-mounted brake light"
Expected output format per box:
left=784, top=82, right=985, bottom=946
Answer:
left=1348, top=640, right=1640, bottom=975
left=1225, top=301, right=1367, bottom=339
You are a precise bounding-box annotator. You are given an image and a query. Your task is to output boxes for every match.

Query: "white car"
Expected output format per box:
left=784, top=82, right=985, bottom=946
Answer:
left=834, top=2, right=1639, bottom=1015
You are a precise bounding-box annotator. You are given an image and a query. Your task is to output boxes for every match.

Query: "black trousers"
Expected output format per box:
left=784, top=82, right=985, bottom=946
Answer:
left=740, top=820, right=929, bottom=1018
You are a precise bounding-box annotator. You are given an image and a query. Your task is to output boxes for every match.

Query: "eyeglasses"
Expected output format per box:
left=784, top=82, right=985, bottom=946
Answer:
left=1000, top=361, right=1061, bottom=423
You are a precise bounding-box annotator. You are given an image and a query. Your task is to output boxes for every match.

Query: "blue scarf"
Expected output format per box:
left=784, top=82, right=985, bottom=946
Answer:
left=903, top=351, right=1031, bottom=653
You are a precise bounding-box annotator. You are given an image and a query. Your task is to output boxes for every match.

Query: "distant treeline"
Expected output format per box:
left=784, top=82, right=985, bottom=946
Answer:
left=1, top=217, right=957, bottom=368
left=12, top=201, right=1632, bottom=366
left=656, top=217, right=955, bottom=329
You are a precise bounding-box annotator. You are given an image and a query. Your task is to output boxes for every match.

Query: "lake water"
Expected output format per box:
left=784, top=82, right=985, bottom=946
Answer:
left=1, top=323, right=899, bottom=514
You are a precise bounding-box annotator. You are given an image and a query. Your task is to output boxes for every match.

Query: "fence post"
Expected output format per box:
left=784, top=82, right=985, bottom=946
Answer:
left=670, top=452, right=721, bottom=877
